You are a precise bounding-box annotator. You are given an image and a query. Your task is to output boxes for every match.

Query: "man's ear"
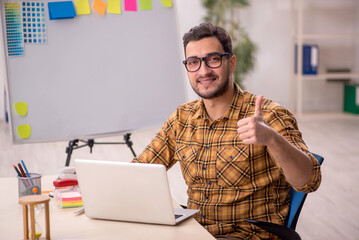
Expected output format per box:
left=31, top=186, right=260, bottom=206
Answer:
left=230, top=55, right=236, bottom=73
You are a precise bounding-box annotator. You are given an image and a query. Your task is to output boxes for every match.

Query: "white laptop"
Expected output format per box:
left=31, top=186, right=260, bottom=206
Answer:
left=74, top=159, right=199, bottom=225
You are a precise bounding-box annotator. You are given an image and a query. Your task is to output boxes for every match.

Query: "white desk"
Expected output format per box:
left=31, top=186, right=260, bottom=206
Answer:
left=0, top=176, right=215, bottom=240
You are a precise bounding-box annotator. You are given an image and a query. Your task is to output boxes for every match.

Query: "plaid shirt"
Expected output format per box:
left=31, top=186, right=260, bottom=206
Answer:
left=133, top=84, right=321, bottom=239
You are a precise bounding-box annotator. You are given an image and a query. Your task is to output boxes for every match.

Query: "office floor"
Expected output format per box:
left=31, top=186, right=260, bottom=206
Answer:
left=1, top=112, right=358, bottom=239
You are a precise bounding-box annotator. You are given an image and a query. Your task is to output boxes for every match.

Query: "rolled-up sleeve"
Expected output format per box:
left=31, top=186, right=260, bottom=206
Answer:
left=131, top=110, right=177, bottom=170
left=265, top=105, right=322, bottom=193
left=292, top=152, right=321, bottom=193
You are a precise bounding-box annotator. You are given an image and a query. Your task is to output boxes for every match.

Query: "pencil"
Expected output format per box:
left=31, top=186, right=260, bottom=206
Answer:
left=21, top=160, right=34, bottom=185
left=13, top=165, right=21, bottom=177
left=18, top=163, right=27, bottom=177
left=18, top=163, right=31, bottom=187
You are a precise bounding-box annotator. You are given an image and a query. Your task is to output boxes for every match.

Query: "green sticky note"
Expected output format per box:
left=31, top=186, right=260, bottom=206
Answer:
left=15, top=102, right=28, bottom=116
left=17, top=124, right=31, bottom=139
left=140, top=0, right=152, bottom=10
left=161, top=0, right=172, bottom=8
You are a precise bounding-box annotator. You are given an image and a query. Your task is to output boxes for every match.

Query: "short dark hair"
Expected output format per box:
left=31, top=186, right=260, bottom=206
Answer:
left=182, top=22, right=233, bottom=56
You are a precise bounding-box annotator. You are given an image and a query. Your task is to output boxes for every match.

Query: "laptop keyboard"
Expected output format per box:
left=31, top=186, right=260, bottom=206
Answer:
left=175, top=214, right=183, bottom=219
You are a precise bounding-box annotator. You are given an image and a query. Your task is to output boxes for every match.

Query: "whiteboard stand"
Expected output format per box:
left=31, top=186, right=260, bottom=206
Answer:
left=64, top=133, right=136, bottom=166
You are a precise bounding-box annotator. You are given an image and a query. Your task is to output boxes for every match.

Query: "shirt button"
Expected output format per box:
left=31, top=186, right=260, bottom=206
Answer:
left=202, top=215, right=206, bottom=218
left=203, top=167, right=207, bottom=170
left=206, top=146, right=210, bottom=150
left=210, top=127, right=214, bottom=130
left=205, top=197, right=209, bottom=200
left=229, top=156, right=233, bottom=160
left=207, top=182, right=211, bottom=186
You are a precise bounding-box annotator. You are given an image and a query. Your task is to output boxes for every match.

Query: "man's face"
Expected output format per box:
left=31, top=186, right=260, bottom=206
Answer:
left=185, top=36, right=236, bottom=99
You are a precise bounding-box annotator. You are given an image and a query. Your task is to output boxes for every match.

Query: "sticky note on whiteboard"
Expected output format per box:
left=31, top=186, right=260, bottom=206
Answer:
left=93, top=0, right=107, bottom=15
left=15, top=102, right=28, bottom=116
left=75, top=0, right=91, bottom=15
left=48, top=1, right=76, bottom=20
left=124, top=0, right=137, bottom=11
left=161, top=0, right=172, bottom=8
left=108, top=0, right=121, bottom=14
left=17, top=124, right=32, bottom=139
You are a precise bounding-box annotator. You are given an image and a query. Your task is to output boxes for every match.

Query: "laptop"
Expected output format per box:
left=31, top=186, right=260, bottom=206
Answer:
left=74, top=159, right=199, bottom=225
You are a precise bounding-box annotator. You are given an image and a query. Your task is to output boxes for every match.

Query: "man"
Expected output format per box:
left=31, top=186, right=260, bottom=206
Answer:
left=132, top=22, right=321, bottom=239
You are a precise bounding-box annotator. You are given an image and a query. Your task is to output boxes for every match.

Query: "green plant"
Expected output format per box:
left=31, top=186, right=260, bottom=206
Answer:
left=201, top=0, right=257, bottom=88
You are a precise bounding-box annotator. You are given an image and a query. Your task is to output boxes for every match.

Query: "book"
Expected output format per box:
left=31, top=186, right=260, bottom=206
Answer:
left=295, top=44, right=319, bottom=75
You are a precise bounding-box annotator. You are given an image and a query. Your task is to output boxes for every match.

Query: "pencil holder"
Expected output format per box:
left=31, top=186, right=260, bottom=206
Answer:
left=18, top=173, right=42, bottom=198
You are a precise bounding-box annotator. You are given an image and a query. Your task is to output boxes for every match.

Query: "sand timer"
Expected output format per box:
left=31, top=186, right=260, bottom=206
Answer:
left=19, top=188, right=51, bottom=240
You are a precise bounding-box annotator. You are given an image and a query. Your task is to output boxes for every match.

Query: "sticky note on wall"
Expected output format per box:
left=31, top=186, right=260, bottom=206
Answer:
left=75, top=0, right=91, bottom=15
left=48, top=1, right=76, bottom=20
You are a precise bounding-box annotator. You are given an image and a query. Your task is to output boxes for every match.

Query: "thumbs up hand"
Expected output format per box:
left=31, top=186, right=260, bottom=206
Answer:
left=237, top=95, right=273, bottom=145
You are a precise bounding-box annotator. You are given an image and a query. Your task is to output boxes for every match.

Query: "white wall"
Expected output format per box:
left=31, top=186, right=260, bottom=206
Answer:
left=241, top=0, right=358, bottom=112
left=175, top=0, right=206, bottom=102
left=176, top=0, right=359, bottom=112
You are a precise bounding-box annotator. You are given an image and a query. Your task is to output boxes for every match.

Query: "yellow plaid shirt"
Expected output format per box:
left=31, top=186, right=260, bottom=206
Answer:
left=133, top=84, right=321, bottom=239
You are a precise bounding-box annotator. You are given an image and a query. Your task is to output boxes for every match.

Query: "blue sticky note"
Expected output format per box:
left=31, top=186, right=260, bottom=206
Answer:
left=48, top=1, right=76, bottom=20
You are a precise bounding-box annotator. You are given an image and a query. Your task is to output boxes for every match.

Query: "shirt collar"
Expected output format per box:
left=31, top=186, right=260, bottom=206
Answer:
left=223, top=83, right=244, bottom=120
left=192, top=98, right=206, bottom=119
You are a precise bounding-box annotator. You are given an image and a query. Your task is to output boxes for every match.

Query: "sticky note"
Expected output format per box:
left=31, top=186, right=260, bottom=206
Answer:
left=48, top=1, right=76, bottom=20
left=161, top=0, right=172, bottom=8
left=93, top=0, right=107, bottom=16
left=140, top=0, right=152, bottom=10
left=75, top=0, right=91, bottom=15
left=108, top=0, right=121, bottom=14
left=124, top=0, right=137, bottom=12
left=17, top=124, right=31, bottom=139
left=15, top=102, right=28, bottom=116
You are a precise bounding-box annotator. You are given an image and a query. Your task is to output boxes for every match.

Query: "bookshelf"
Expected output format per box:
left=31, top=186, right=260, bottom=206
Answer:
left=290, top=0, right=359, bottom=115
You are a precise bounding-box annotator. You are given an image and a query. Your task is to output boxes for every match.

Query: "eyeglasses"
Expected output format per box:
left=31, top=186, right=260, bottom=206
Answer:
left=182, top=53, right=231, bottom=72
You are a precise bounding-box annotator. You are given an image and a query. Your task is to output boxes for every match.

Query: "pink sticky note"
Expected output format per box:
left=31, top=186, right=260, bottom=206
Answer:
left=124, top=0, right=137, bottom=11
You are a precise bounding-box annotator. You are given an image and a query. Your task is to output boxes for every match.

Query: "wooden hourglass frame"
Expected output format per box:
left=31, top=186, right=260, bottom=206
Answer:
left=19, top=195, right=51, bottom=240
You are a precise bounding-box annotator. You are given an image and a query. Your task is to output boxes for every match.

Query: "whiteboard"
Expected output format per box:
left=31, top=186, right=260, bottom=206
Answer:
left=1, top=0, right=186, bottom=143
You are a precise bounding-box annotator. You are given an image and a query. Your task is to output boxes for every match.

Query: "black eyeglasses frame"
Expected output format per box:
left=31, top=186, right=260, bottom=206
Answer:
left=182, top=53, right=231, bottom=72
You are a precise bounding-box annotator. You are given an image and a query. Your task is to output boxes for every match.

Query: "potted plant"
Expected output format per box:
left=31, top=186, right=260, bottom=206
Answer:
left=201, top=0, right=257, bottom=88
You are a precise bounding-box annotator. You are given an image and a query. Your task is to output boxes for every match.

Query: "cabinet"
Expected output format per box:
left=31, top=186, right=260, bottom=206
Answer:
left=290, top=0, right=359, bottom=115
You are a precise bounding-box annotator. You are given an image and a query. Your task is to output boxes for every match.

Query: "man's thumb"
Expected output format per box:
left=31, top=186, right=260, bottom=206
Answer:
left=255, top=95, right=263, bottom=116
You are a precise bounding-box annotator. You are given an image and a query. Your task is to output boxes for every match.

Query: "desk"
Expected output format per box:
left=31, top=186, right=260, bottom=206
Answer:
left=0, top=176, right=215, bottom=240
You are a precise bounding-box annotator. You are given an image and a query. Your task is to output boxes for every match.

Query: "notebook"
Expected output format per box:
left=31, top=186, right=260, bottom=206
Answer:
left=74, top=159, right=199, bottom=225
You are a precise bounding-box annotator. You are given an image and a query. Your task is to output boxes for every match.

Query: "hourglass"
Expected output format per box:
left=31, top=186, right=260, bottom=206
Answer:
left=19, top=192, right=51, bottom=240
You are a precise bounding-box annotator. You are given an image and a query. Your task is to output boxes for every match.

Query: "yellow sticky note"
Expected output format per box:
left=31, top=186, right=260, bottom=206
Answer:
left=108, top=0, right=121, bottom=14
left=15, top=102, right=28, bottom=116
left=75, top=0, right=91, bottom=15
left=161, top=0, right=172, bottom=8
left=93, top=0, right=107, bottom=15
left=17, top=124, right=31, bottom=139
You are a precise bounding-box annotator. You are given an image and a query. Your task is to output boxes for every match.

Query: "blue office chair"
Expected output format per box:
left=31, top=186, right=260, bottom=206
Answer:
left=244, top=153, right=324, bottom=240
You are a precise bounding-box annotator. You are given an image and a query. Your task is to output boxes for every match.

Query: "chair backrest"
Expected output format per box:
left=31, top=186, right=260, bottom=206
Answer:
left=286, top=153, right=324, bottom=229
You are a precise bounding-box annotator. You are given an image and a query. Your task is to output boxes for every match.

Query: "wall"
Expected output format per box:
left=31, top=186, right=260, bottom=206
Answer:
left=175, top=0, right=206, bottom=102
left=240, top=0, right=358, bottom=112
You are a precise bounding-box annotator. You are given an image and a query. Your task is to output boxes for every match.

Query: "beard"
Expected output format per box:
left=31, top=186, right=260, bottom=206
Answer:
left=191, top=72, right=231, bottom=99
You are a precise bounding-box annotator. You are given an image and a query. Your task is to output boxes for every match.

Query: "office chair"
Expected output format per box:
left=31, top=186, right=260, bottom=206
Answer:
left=244, top=153, right=324, bottom=240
